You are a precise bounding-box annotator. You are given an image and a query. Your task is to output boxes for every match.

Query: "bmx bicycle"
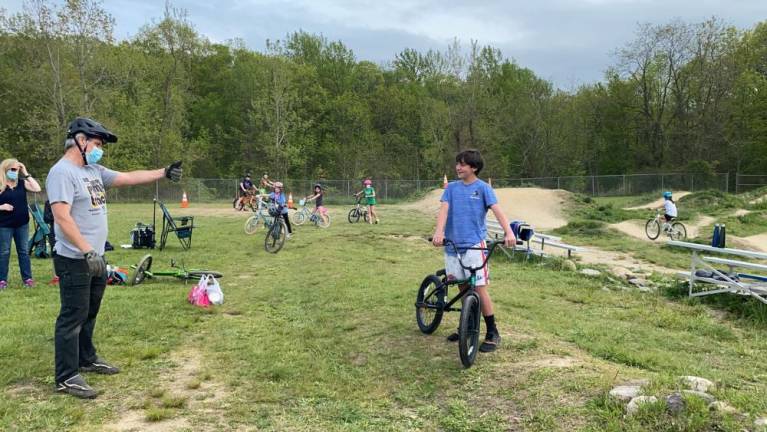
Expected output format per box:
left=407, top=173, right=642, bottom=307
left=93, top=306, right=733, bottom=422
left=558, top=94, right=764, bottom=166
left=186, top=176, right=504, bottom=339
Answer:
left=291, top=200, right=331, bottom=228
left=129, top=254, right=223, bottom=286
left=645, top=209, right=686, bottom=241
left=264, top=204, right=288, bottom=253
left=415, top=238, right=501, bottom=368
left=347, top=195, right=369, bottom=223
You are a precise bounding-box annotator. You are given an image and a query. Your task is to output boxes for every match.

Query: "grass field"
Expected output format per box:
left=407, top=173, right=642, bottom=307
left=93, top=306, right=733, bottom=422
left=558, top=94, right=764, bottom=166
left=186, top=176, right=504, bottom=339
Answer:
left=2, top=202, right=767, bottom=431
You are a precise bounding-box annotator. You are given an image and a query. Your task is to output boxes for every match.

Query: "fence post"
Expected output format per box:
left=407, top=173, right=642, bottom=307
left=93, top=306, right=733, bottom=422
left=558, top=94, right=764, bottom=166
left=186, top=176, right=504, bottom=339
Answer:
left=385, top=180, right=388, bottom=200
left=661, top=175, right=664, bottom=191
left=557, top=177, right=560, bottom=189
left=591, top=176, right=596, bottom=196
left=691, top=175, right=695, bottom=192
left=735, top=172, right=739, bottom=194
left=725, top=172, right=729, bottom=193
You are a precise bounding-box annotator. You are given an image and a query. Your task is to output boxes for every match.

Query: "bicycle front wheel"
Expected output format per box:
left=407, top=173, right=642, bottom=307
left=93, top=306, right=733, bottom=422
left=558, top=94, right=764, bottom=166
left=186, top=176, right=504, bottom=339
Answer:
left=669, top=222, right=687, bottom=241
left=129, top=254, right=153, bottom=286
left=264, top=220, right=287, bottom=253
left=458, top=292, right=481, bottom=368
left=244, top=215, right=263, bottom=235
left=645, top=219, right=661, bottom=240
left=348, top=208, right=360, bottom=223
left=415, top=275, right=445, bottom=334
left=292, top=210, right=307, bottom=226
left=184, top=270, right=224, bottom=280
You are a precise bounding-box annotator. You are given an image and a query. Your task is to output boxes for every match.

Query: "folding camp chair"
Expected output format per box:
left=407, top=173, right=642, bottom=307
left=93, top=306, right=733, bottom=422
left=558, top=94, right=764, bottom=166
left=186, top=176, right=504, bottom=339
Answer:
left=158, top=201, right=194, bottom=250
left=28, top=203, right=52, bottom=258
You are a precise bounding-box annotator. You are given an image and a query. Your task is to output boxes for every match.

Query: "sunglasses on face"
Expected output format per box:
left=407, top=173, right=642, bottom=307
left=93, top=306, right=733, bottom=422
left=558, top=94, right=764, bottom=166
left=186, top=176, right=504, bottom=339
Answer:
left=8, top=168, right=18, bottom=172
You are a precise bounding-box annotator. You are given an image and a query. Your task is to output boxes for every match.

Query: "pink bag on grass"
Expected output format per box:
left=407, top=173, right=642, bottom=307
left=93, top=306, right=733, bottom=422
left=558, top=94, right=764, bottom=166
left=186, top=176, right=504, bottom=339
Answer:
left=187, top=275, right=211, bottom=308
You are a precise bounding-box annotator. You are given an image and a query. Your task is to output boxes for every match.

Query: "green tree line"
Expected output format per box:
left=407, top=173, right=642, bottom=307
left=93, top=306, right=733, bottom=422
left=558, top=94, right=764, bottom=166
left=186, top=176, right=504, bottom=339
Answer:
left=1, top=1, right=765, bottom=181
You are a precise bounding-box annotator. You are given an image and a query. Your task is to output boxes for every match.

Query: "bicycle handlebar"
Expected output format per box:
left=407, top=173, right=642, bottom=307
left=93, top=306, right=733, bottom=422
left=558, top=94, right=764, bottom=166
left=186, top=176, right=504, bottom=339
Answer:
left=428, top=237, right=501, bottom=272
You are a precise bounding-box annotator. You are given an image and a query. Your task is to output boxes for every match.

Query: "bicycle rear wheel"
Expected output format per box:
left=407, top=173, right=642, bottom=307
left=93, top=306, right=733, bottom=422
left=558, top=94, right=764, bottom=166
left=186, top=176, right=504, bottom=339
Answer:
left=264, top=220, right=287, bottom=253
left=415, top=275, right=445, bottom=334
left=244, top=215, right=263, bottom=234
left=458, top=292, right=481, bottom=368
left=645, top=219, right=661, bottom=240
left=670, top=222, right=687, bottom=240
left=318, top=214, right=331, bottom=228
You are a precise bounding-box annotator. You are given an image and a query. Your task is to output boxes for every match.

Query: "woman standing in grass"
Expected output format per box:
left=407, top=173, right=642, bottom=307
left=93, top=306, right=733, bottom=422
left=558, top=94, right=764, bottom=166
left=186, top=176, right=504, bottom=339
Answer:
left=0, top=158, right=42, bottom=289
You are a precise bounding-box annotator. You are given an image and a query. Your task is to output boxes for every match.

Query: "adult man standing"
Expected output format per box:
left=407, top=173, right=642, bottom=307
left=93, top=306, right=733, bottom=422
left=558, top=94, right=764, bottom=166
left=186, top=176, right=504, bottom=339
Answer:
left=47, top=117, right=183, bottom=399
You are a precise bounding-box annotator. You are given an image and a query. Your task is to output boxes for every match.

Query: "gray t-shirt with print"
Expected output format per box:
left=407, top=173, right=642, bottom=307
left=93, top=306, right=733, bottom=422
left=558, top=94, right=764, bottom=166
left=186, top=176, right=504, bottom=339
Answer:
left=46, top=159, right=118, bottom=259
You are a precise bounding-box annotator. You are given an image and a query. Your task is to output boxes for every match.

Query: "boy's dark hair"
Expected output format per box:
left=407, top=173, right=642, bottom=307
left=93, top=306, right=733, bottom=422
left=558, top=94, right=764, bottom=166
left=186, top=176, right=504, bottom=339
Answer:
left=455, top=149, right=484, bottom=175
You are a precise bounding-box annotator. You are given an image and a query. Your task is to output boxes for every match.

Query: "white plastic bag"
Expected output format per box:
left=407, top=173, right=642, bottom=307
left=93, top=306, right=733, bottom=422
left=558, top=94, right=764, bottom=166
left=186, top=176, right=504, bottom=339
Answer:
left=205, top=274, right=224, bottom=305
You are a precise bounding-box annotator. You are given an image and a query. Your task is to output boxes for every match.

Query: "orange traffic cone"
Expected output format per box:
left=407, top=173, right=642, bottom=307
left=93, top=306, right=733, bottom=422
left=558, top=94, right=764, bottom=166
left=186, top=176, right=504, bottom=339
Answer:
left=442, top=174, right=448, bottom=189
left=287, top=193, right=294, bottom=209
left=181, top=191, right=189, bottom=208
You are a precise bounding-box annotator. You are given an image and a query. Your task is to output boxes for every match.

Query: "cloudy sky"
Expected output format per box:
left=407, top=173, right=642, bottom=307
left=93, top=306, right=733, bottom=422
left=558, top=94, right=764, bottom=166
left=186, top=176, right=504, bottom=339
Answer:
left=4, top=0, right=766, bottom=88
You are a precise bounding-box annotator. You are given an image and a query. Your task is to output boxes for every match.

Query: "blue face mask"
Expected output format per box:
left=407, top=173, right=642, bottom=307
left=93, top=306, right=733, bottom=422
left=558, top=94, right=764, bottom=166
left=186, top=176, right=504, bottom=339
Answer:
left=6, top=170, right=18, bottom=181
left=86, top=146, right=104, bottom=165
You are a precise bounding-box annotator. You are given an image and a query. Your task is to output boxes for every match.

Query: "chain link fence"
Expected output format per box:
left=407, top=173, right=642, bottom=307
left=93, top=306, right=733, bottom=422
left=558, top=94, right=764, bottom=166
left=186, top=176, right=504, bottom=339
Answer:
left=30, top=173, right=731, bottom=204
left=735, top=174, right=767, bottom=193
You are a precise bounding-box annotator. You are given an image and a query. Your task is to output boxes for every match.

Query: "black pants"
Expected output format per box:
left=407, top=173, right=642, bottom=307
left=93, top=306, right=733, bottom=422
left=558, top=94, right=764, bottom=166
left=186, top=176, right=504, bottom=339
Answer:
left=53, top=254, right=107, bottom=383
left=281, top=213, right=293, bottom=234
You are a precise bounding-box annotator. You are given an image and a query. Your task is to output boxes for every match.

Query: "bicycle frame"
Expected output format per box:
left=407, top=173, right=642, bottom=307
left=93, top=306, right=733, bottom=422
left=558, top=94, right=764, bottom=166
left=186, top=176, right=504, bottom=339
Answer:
left=418, top=239, right=500, bottom=312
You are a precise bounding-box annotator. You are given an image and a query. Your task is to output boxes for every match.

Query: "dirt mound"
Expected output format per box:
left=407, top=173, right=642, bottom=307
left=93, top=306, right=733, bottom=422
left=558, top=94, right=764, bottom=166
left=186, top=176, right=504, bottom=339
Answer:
left=406, top=187, right=571, bottom=231
left=623, top=191, right=692, bottom=210
left=733, top=233, right=767, bottom=253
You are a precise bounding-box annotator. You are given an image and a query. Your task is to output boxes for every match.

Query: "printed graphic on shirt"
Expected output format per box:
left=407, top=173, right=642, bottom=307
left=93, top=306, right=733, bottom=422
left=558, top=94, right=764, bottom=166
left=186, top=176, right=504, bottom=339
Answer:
left=84, top=177, right=107, bottom=208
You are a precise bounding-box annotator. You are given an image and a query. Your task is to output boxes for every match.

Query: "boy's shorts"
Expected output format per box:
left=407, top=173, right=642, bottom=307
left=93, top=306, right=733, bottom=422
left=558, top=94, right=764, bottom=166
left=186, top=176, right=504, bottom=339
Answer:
left=444, top=241, right=489, bottom=287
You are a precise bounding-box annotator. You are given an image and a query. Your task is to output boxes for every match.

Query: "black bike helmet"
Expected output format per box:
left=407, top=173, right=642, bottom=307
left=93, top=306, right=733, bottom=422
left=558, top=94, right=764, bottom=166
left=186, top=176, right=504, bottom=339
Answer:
left=66, top=117, right=118, bottom=143
left=314, top=183, right=322, bottom=190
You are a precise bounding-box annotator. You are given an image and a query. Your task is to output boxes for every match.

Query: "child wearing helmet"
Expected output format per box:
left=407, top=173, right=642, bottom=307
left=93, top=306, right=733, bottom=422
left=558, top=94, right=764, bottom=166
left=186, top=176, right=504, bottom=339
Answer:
left=355, top=179, right=379, bottom=224
left=661, top=191, right=677, bottom=232
left=268, top=181, right=293, bottom=238
left=304, top=183, right=328, bottom=223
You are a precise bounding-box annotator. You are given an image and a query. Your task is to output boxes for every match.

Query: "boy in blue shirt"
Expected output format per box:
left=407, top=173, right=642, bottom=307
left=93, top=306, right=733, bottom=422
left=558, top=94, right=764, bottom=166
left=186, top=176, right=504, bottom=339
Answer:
left=432, top=149, right=515, bottom=352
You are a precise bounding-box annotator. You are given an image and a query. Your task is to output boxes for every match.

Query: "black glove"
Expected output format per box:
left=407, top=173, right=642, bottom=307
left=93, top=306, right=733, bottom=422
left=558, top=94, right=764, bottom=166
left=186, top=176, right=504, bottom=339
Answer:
left=84, top=250, right=106, bottom=277
left=165, top=160, right=183, bottom=182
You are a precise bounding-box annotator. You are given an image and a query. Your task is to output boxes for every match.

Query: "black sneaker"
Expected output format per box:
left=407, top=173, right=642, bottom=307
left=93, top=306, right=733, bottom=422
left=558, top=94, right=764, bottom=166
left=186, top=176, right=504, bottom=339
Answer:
left=80, top=358, right=120, bottom=375
left=446, top=332, right=460, bottom=342
left=479, top=331, right=501, bottom=352
left=56, top=374, right=98, bottom=399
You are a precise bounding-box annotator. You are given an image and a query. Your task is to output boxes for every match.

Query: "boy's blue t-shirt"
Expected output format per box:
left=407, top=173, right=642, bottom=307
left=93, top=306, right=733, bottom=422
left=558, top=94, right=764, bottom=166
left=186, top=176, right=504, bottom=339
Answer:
left=441, top=179, right=498, bottom=254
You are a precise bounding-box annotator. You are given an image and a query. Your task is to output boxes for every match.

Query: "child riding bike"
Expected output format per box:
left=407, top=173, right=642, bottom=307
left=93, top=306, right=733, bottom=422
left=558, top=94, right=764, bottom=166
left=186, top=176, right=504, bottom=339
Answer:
left=304, top=183, right=328, bottom=223
left=235, top=173, right=255, bottom=211
left=266, top=182, right=293, bottom=239
left=659, top=191, right=678, bottom=232
left=432, top=149, right=515, bottom=353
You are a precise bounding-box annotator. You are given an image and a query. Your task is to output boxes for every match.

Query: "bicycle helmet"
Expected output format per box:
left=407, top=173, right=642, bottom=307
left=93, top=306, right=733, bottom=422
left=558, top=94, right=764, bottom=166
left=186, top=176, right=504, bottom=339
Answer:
left=274, top=181, right=283, bottom=188
left=363, top=179, right=372, bottom=186
left=66, top=117, right=118, bottom=144
left=663, top=191, right=673, bottom=199
left=314, top=183, right=322, bottom=190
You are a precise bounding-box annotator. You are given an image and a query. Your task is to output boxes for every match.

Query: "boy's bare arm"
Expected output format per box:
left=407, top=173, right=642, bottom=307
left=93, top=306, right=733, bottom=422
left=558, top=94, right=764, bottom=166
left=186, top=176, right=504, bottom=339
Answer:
left=432, top=201, right=449, bottom=246
left=489, top=204, right=516, bottom=247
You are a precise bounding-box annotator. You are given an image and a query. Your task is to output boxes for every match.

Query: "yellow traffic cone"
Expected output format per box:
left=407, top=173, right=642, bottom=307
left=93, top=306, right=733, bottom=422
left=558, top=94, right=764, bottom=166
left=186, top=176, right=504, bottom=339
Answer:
left=181, top=191, right=189, bottom=208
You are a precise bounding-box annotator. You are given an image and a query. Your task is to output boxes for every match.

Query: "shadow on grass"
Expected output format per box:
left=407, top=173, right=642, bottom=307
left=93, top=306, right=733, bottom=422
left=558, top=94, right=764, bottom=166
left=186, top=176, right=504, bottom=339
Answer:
left=662, top=281, right=767, bottom=327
